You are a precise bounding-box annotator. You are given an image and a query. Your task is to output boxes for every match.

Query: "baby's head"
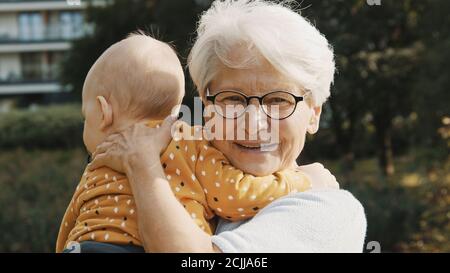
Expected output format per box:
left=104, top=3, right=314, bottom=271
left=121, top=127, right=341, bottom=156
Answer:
left=82, top=33, right=185, bottom=153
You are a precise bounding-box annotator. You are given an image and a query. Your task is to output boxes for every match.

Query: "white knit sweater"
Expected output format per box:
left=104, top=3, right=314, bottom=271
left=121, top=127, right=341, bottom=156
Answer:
left=212, top=190, right=367, bottom=253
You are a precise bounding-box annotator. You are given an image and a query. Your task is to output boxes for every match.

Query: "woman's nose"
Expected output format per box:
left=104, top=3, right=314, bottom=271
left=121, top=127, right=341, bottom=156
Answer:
left=244, top=101, right=269, bottom=138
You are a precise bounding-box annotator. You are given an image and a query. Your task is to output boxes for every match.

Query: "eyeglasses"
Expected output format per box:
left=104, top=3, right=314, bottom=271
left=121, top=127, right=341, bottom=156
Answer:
left=205, top=88, right=306, bottom=120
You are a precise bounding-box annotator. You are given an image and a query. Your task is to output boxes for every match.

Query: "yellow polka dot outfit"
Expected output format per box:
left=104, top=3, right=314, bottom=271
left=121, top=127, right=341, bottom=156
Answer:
left=56, top=122, right=311, bottom=252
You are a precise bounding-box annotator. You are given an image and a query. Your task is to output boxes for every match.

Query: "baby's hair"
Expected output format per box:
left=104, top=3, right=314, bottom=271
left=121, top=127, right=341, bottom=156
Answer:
left=83, top=31, right=185, bottom=120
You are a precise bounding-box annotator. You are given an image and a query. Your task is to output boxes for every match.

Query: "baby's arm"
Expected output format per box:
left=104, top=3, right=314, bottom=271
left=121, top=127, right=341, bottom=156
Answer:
left=195, top=142, right=311, bottom=221
left=160, top=137, right=216, bottom=234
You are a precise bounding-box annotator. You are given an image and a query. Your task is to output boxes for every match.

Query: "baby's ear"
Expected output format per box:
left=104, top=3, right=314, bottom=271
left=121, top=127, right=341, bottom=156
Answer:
left=96, top=96, right=113, bottom=130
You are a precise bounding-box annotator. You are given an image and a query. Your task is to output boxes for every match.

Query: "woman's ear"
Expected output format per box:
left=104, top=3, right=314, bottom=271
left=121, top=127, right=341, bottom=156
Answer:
left=307, top=106, right=322, bottom=135
left=96, top=96, right=113, bottom=131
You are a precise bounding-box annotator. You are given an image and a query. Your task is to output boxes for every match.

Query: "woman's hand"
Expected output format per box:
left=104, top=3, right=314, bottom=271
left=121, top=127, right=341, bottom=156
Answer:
left=297, top=163, right=339, bottom=190
left=88, top=115, right=179, bottom=174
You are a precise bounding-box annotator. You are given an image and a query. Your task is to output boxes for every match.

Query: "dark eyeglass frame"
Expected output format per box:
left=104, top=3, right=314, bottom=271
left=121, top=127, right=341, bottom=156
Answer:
left=205, top=88, right=306, bottom=120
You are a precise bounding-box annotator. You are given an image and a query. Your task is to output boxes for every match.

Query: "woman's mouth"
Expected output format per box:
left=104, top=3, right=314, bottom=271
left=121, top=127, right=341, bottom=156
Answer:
left=234, top=142, right=279, bottom=152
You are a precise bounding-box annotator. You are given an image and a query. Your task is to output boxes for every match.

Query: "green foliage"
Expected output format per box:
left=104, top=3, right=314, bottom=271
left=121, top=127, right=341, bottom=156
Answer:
left=0, top=148, right=86, bottom=252
left=0, top=104, right=84, bottom=149
left=325, top=151, right=450, bottom=252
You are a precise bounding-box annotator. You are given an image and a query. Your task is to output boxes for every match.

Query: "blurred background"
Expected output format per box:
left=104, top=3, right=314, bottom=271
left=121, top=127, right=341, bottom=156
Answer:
left=0, top=0, right=448, bottom=252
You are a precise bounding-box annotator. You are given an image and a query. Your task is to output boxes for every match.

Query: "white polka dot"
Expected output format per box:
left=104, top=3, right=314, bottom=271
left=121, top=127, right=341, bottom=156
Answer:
left=204, top=189, right=208, bottom=194
left=121, top=221, right=126, bottom=228
left=126, top=199, right=131, bottom=205
left=124, top=233, right=128, bottom=237
left=250, top=195, right=256, bottom=200
left=191, top=155, right=196, bottom=162
left=92, top=176, right=97, bottom=181
left=217, top=208, right=222, bottom=212
left=203, top=145, right=208, bottom=150
left=176, top=169, right=180, bottom=176
left=215, top=182, right=220, bottom=187
left=230, top=179, right=235, bottom=184
left=228, top=195, right=234, bottom=200
left=215, top=171, right=219, bottom=176
left=84, top=184, right=88, bottom=189
left=199, top=155, right=204, bottom=161
left=191, top=174, right=196, bottom=181
left=237, top=208, right=244, bottom=212
left=64, top=222, right=68, bottom=227
left=113, top=207, right=119, bottom=214
left=167, top=175, right=172, bottom=180
left=114, top=196, right=119, bottom=203
left=104, top=173, right=109, bottom=180
left=129, top=209, right=135, bottom=214
left=269, top=196, right=274, bottom=201
left=107, top=195, right=111, bottom=200
left=113, top=176, right=117, bottom=182
left=191, top=191, right=196, bottom=195
left=212, top=158, right=216, bottom=164
left=106, top=183, right=110, bottom=189
left=191, top=213, right=197, bottom=219
left=201, top=171, right=206, bottom=176
left=104, top=233, right=109, bottom=240
left=90, top=233, right=95, bottom=240
left=109, top=219, right=114, bottom=223
left=175, top=187, right=180, bottom=192
left=241, top=214, right=246, bottom=217
left=118, top=184, right=123, bottom=190
left=94, top=199, right=99, bottom=205
left=184, top=146, right=188, bottom=152
left=86, top=190, right=90, bottom=194
left=169, top=153, right=175, bottom=160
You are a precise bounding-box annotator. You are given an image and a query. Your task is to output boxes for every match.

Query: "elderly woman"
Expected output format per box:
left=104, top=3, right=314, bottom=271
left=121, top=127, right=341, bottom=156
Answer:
left=90, top=0, right=366, bottom=252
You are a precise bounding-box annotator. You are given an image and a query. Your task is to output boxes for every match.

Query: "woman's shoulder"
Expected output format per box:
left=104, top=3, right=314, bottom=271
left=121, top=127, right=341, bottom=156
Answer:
left=271, top=189, right=364, bottom=212
left=214, top=190, right=367, bottom=252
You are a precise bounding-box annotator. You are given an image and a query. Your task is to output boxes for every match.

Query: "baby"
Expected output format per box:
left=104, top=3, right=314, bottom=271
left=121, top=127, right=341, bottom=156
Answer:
left=56, top=33, right=313, bottom=253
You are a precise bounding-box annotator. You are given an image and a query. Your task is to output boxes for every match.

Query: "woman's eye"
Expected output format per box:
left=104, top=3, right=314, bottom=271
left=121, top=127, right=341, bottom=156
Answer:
left=223, top=96, right=245, bottom=103
left=266, top=97, right=290, bottom=104
left=227, top=96, right=243, bottom=101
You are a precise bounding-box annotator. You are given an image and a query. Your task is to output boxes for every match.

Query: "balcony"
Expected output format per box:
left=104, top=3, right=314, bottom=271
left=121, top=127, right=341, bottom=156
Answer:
left=0, top=80, right=64, bottom=94
left=0, top=41, right=70, bottom=53
left=0, top=1, right=85, bottom=13
left=0, top=12, right=92, bottom=52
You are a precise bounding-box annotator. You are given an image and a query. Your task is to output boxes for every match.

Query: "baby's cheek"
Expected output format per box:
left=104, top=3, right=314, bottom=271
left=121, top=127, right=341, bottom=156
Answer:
left=83, top=122, right=96, bottom=153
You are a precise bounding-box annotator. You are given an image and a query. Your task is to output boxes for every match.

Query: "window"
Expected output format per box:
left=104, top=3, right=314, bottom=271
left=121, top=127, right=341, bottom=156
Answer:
left=18, top=12, right=44, bottom=41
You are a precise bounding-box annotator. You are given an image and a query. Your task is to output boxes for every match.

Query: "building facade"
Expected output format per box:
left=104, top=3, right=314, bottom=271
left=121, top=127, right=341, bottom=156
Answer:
left=0, top=0, right=91, bottom=96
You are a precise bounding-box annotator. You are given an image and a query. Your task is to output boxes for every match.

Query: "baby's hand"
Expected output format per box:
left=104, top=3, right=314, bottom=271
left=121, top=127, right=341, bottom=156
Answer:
left=297, top=163, right=339, bottom=190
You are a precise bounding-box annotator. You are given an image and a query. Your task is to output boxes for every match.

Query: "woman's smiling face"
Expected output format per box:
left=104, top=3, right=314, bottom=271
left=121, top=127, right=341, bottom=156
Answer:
left=205, top=59, right=322, bottom=176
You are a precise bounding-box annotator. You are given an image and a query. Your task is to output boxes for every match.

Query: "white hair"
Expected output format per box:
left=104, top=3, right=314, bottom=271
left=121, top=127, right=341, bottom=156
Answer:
left=188, top=0, right=335, bottom=106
